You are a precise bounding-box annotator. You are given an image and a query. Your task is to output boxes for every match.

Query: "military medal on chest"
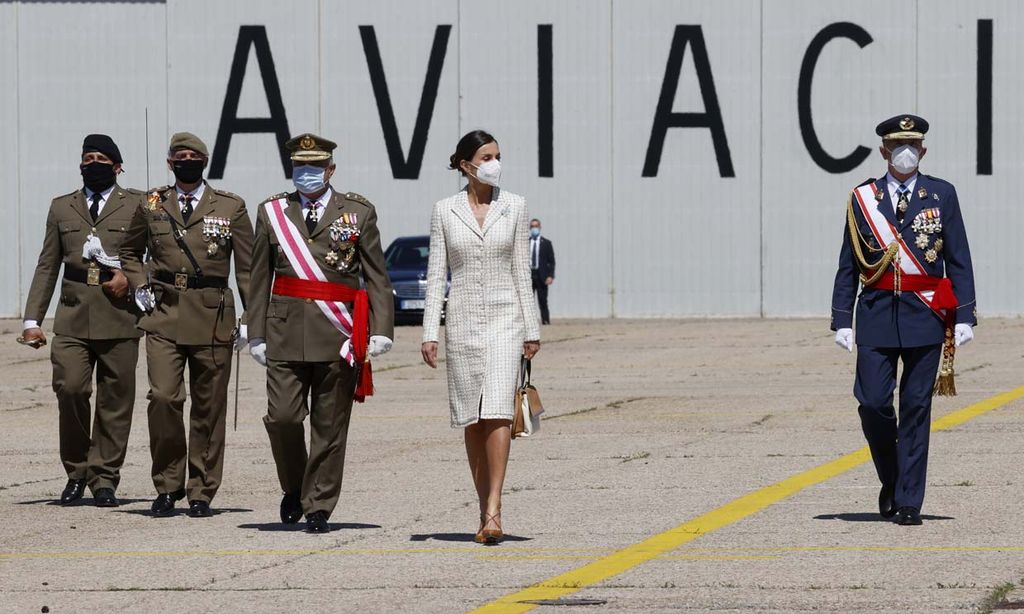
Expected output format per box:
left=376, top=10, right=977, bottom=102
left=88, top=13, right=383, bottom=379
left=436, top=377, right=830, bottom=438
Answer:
left=146, top=190, right=161, bottom=211
left=202, top=216, right=232, bottom=256
left=910, top=207, right=942, bottom=263
left=327, top=212, right=360, bottom=272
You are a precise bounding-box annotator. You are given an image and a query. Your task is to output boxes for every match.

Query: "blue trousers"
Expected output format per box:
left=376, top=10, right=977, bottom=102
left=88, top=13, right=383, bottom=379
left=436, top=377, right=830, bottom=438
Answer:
left=854, top=343, right=942, bottom=512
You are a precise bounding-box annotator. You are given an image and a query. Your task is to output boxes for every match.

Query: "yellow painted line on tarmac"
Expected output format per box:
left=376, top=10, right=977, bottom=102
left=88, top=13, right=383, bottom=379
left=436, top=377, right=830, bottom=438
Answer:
left=477, top=554, right=780, bottom=562
left=0, top=547, right=484, bottom=560
left=0, top=546, right=621, bottom=561
left=471, top=385, right=1024, bottom=614
left=676, top=545, right=1024, bottom=554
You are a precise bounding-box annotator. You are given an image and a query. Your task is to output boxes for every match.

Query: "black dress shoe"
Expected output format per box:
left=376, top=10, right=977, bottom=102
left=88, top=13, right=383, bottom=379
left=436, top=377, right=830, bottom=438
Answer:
left=280, top=493, right=302, bottom=524
left=305, top=511, right=330, bottom=534
left=151, top=490, right=186, bottom=517
left=896, top=506, right=923, bottom=526
left=59, top=479, right=86, bottom=506
left=94, top=488, right=119, bottom=508
left=878, top=483, right=897, bottom=519
left=186, top=500, right=213, bottom=518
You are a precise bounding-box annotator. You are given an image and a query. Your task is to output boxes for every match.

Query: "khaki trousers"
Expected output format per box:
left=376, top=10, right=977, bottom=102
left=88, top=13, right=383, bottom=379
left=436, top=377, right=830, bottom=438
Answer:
left=264, top=359, right=356, bottom=517
left=50, top=334, right=139, bottom=492
left=145, top=333, right=232, bottom=503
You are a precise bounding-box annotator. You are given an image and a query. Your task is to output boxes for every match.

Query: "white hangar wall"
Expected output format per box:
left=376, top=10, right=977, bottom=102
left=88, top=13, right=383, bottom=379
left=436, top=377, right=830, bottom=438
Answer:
left=1, top=0, right=1020, bottom=318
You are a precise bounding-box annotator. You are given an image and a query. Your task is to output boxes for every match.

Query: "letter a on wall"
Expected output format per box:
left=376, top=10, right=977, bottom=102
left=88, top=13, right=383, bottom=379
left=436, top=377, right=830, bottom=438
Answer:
left=643, top=25, right=734, bottom=178
left=210, top=25, right=292, bottom=179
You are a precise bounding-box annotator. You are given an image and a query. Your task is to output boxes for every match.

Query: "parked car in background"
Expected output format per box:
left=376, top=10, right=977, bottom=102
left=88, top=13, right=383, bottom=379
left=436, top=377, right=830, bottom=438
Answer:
left=384, top=235, right=447, bottom=325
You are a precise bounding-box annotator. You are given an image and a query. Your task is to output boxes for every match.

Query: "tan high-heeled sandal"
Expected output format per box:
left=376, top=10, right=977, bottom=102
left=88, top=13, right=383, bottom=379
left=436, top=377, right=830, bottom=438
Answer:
left=474, top=513, right=487, bottom=544
left=480, top=511, right=503, bottom=544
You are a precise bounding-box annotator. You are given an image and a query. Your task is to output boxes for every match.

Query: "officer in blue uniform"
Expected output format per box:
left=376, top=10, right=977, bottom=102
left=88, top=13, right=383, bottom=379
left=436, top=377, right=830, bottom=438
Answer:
left=831, top=114, right=976, bottom=526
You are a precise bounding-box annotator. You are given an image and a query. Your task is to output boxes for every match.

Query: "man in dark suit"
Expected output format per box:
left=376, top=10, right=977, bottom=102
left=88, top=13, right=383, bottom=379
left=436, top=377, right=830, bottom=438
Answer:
left=831, top=114, right=976, bottom=526
left=529, top=218, right=555, bottom=325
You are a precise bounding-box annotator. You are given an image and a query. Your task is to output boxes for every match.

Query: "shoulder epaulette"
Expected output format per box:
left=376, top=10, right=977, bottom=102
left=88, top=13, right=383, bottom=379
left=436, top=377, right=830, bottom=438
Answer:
left=261, top=192, right=290, bottom=205
left=344, top=191, right=372, bottom=207
left=56, top=189, right=80, bottom=200
left=856, top=177, right=877, bottom=188
left=213, top=188, right=242, bottom=200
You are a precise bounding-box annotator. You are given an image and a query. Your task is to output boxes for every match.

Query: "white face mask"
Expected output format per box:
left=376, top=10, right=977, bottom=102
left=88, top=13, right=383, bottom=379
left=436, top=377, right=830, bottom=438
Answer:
left=889, top=145, right=920, bottom=174
left=470, top=160, right=501, bottom=187
left=293, top=165, right=327, bottom=193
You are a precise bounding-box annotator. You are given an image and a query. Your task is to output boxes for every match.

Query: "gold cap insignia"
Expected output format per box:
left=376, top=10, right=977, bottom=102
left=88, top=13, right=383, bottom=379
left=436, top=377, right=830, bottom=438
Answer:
left=899, top=117, right=915, bottom=131
left=300, top=136, right=316, bottom=151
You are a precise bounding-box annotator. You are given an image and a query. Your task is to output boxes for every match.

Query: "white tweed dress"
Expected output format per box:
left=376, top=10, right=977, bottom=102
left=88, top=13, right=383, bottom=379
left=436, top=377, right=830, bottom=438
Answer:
left=422, top=187, right=541, bottom=427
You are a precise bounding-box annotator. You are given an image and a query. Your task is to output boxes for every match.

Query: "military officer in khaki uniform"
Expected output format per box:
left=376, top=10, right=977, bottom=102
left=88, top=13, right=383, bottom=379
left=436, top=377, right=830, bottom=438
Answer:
left=248, top=133, right=394, bottom=533
left=119, top=132, right=254, bottom=518
left=21, top=134, right=143, bottom=508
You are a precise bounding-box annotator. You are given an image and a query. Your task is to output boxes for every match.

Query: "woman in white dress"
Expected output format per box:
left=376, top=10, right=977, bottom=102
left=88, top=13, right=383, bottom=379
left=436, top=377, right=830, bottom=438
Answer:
left=421, top=130, right=541, bottom=544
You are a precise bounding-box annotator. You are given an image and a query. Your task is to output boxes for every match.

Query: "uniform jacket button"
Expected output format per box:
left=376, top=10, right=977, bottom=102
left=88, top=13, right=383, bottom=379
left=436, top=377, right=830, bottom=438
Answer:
left=305, top=298, right=312, bottom=304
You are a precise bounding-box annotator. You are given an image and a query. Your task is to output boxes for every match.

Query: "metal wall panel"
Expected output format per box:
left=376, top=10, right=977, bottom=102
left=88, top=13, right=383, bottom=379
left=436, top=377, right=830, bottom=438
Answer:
left=4, top=0, right=1023, bottom=318
left=320, top=0, right=461, bottom=255
left=917, top=1, right=1024, bottom=316
left=0, top=2, right=20, bottom=316
left=165, top=0, right=319, bottom=203
left=761, top=1, right=917, bottom=316
left=612, top=0, right=762, bottom=316
left=459, top=0, right=614, bottom=317
left=16, top=1, right=167, bottom=318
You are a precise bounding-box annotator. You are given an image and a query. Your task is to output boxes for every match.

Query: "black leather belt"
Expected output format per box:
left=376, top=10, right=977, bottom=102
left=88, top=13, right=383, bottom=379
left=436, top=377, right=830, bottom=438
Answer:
left=63, top=267, right=113, bottom=286
left=154, top=271, right=228, bottom=290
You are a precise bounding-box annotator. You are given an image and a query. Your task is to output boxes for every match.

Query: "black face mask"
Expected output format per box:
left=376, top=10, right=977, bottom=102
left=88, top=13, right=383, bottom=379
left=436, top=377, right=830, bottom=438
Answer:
left=171, top=159, right=205, bottom=184
left=81, top=161, right=117, bottom=193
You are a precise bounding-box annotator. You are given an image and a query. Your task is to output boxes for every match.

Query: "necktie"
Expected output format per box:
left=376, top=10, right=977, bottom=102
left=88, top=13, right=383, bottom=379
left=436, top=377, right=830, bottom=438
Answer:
left=305, top=202, right=320, bottom=234
left=180, top=195, right=194, bottom=223
left=89, top=193, right=102, bottom=222
left=532, top=238, right=539, bottom=270
left=896, top=185, right=909, bottom=224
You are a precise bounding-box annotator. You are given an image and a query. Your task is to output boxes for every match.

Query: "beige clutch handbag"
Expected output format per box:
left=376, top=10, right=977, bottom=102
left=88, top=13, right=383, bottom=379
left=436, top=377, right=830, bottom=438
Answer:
left=512, top=357, right=543, bottom=439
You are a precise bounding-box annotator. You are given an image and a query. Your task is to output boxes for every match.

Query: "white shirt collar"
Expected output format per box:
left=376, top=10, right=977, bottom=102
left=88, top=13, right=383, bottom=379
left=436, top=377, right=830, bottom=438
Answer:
left=886, top=172, right=918, bottom=198
left=176, top=181, right=206, bottom=202
left=84, top=184, right=115, bottom=202
left=300, top=187, right=333, bottom=210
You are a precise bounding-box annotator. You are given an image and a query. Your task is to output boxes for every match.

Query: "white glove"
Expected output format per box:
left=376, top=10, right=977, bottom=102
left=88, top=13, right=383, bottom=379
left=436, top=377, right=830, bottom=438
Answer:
left=82, top=233, right=121, bottom=269
left=368, top=335, right=393, bottom=357
left=249, top=339, right=267, bottom=367
left=135, top=286, right=156, bottom=313
left=954, top=323, right=974, bottom=348
left=835, top=328, right=854, bottom=352
left=234, top=324, right=248, bottom=352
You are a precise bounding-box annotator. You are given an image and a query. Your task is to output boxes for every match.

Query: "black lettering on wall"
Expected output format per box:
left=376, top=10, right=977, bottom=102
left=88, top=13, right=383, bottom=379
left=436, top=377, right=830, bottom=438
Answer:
left=977, top=19, right=993, bottom=175
left=538, top=24, right=554, bottom=178
left=798, top=22, right=872, bottom=174
left=210, top=25, right=292, bottom=179
left=642, top=25, right=733, bottom=178
left=360, top=25, right=451, bottom=180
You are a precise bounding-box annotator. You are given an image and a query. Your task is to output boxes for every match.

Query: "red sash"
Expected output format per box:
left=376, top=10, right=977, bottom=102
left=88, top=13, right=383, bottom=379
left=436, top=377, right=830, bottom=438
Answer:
left=272, top=276, right=373, bottom=401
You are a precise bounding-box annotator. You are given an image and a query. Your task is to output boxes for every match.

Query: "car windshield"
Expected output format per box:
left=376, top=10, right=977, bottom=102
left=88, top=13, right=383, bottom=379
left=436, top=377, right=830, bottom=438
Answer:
left=386, top=241, right=430, bottom=268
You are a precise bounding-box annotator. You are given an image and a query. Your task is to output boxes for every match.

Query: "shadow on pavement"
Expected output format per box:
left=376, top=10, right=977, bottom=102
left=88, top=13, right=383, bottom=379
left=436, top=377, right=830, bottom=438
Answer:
left=409, top=533, right=532, bottom=542
left=238, top=522, right=382, bottom=532
left=814, top=512, right=955, bottom=522
left=112, top=507, right=254, bottom=517
left=17, top=498, right=151, bottom=506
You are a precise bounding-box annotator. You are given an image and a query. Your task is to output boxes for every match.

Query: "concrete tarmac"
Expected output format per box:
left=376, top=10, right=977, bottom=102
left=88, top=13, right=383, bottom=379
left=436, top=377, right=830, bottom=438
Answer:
left=1, top=317, right=1022, bottom=613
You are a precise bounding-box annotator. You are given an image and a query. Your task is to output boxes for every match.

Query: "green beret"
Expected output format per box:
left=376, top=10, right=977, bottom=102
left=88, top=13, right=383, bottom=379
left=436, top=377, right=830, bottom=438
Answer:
left=168, top=132, right=209, bottom=157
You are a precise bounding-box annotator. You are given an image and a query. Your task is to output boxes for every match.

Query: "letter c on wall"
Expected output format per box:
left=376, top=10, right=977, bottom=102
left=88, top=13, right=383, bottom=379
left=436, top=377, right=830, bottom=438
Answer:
left=798, top=22, right=873, bottom=174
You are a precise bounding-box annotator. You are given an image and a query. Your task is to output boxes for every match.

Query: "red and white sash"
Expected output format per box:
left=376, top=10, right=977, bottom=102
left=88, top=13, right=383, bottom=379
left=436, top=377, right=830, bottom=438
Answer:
left=265, top=198, right=356, bottom=364
left=852, top=183, right=944, bottom=318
